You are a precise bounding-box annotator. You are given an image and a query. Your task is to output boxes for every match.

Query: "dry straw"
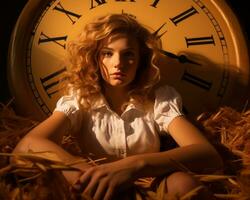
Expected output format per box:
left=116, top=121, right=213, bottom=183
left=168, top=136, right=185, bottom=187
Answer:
left=0, top=101, right=250, bottom=199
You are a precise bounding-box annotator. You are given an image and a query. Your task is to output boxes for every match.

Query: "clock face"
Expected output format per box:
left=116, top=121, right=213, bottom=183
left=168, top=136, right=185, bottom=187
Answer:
left=8, top=0, right=250, bottom=120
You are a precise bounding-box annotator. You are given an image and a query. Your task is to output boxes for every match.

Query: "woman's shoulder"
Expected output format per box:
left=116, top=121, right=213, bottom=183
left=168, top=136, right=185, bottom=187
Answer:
left=155, top=84, right=178, bottom=93
left=54, top=93, right=80, bottom=116
left=151, top=84, right=181, bottom=101
left=152, top=84, right=183, bottom=132
left=53, top=89, right=83, bottom=133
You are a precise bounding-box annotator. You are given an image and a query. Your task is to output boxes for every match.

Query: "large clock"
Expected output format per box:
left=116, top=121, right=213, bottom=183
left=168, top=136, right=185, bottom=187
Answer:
left=8, top=0, right=250, bottom=121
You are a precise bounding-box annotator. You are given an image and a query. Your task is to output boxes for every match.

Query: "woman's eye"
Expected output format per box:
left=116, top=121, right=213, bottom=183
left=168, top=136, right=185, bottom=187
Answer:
left=102, top=51, right=113, bottom=57
left=123, top=51, right=135, bottom=58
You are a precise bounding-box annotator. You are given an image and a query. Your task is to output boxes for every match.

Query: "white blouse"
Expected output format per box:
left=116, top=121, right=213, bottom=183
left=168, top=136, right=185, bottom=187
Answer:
left=53, top=85, right=183, bottom=159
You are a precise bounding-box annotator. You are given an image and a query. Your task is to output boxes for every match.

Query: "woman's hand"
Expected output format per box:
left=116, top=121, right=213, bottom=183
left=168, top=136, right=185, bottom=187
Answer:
left=76, top=157, right=142, bottom=200
left=62, top=158, right=93, bottom=186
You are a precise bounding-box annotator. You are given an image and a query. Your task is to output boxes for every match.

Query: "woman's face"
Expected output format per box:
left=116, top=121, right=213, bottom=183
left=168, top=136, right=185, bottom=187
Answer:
left=98, top=33, right=140, bottom=89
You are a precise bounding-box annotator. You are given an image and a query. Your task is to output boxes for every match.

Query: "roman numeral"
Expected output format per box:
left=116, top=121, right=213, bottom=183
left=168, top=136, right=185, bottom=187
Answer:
left=40, top=67, right=67, bottom=98
left=90, top=0, right=107, bottom=9
left=53, top=2, right=82, bottom=24
left=153, top=23, right=167, bottom=38
left=38, top=32, right=67, bottom=49
left=151, top=0, right=160, bottom=8
left=170, top=7, right=198, bottom=25
left=182, top=71, right=212, bottom=90
left=185, top=35, right=215, bottom=47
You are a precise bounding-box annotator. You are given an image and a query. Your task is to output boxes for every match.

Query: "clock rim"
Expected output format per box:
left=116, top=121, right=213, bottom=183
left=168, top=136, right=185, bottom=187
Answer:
left=7, top=0, right=52, bottom=120
left=211, top=0, right=250, bottom=84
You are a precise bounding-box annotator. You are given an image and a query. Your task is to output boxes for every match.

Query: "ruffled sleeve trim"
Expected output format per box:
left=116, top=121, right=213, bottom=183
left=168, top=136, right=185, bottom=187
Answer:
left=53, top=92, right=82, bottom=133
left=154, top=85, right=183, bottom=133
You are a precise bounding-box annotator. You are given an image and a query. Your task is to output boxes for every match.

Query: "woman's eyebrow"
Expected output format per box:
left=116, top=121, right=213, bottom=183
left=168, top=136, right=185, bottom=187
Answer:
left=101, top=47, right=136, bottom=51
left=101, top=47, right=113, bottom=50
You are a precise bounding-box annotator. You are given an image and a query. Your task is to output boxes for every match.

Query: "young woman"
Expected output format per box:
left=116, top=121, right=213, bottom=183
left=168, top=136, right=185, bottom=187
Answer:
left=13, top=14, right=222, bottom=199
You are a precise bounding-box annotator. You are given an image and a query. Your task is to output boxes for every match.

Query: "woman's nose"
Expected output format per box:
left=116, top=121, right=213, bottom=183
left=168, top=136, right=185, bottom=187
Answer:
left=113, top=54, right=123, bottom=68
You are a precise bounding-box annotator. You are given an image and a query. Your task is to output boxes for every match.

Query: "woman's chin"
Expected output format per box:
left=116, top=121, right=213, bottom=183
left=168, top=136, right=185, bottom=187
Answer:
left=109, top=80, right=129, bottom=88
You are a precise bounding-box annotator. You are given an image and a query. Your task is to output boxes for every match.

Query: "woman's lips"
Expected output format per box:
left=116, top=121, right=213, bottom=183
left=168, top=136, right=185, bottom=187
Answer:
left=111, top=72, right=126, bottom=78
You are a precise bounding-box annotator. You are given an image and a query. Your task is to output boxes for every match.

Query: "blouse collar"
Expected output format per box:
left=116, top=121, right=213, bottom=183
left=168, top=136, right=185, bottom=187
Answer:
left=90, top=94, right=145, bottom=114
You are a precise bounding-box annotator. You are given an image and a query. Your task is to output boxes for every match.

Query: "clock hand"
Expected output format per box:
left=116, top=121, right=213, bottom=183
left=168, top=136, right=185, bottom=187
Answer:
left=153, top=23, right=201, bottom=65
left=160, top=49, right=201, bottom=66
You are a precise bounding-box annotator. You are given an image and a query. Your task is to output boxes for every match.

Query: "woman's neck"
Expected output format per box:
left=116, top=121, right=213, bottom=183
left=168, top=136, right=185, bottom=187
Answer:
left=103, top=84, right=130, bottom=115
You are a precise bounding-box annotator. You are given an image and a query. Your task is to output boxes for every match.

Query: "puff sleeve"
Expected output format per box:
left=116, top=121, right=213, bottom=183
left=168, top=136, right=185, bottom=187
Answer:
left=53, top=92, right=82, bottom=133
left=154, top=85, right=183, bottom=133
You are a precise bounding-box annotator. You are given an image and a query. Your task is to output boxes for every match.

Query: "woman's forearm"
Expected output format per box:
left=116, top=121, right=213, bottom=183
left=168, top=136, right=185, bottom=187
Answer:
left=12, top=111, right=78, bottom=162
left=12, top=136, right=91, bottom=184
left=13, top=135, right=78, bottom=162
left=131, top=143, right=223, bottom=179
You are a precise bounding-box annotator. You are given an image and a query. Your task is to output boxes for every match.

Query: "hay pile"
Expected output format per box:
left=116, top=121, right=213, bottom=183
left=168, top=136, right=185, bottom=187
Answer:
left=196, top=106, right=250, bottom=199
left=0, top=101, right=250, bottom=200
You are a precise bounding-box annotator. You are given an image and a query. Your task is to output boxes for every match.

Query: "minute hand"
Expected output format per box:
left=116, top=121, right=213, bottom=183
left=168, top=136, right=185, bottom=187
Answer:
left=160, top=49, right=201, bottom=66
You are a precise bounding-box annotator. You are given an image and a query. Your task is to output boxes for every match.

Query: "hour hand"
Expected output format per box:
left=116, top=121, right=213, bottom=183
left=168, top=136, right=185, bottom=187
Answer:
left=160, top=49, right=201, bottom=66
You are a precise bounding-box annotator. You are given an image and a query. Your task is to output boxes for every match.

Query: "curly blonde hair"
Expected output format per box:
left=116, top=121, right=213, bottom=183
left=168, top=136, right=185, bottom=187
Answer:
left=62, top=13, right=162, bottom=111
